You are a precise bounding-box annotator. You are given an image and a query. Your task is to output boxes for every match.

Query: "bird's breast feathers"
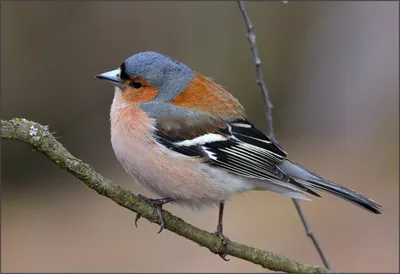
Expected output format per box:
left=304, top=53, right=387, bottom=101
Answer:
left=110, top=102, right=253, bottom=207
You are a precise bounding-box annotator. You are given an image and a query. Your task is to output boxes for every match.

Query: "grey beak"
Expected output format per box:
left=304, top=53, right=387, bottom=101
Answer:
left=96, top=68, right=123, bottom=88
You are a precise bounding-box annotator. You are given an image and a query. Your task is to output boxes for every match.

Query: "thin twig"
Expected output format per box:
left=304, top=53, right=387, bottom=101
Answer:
left=237, top=1, right=275, bottom=142
left=293, top=199, right=331, bottom=269
left=236, top=1, right=331, bottom=270
left=1, top=118, right=331, bottom=273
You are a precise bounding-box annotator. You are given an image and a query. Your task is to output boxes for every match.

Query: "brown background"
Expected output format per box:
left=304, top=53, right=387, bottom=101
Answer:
left=1, top=1, right=398, bottom=272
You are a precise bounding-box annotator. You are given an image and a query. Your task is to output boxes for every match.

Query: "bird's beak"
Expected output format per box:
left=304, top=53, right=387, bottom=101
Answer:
left=95, top=68, right=123, bottom=88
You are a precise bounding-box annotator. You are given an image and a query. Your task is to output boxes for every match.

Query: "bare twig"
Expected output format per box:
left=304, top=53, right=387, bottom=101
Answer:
left=1, top=118, right=331, bottom=273
left=237, top=1, right=275, bottom=141
left=237, top=1, right=331, bottom=270
left=293, top=199, right=331, bottom=269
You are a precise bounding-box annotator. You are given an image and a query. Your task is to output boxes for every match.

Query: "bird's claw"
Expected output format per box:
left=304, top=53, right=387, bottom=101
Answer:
left=134, top=212, right=141, bottom=227
left=135, top=194, right=173, bottom=234
left=214, top=230, right=230, bottom=261
left=155, top=206, right=166, bottom=234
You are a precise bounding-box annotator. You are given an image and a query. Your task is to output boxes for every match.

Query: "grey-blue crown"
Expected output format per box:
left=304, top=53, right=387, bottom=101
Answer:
left=121, top=51, right=194, bottom=102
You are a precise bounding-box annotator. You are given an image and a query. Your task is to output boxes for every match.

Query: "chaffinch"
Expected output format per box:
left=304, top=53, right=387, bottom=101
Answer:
left=96, top=51, right=381, bottom=256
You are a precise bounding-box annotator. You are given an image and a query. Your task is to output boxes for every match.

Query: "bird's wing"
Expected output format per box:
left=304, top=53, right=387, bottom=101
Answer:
left=155, top=117, right=319, bottom=196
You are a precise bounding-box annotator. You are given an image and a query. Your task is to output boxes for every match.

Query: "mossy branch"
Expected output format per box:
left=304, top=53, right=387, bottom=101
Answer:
left=1, top=118, right=332, bottom=273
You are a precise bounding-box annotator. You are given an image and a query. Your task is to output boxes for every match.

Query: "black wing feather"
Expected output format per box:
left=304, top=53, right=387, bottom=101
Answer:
left=229, top=119, right=287, bottom=158
left=155, top=118, right=320, bottom=197
left=155, top=131, right=207, bottom=158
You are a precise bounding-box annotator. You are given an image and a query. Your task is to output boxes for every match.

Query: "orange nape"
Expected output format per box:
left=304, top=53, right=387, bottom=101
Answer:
left=171, top=72, right=246, bottom=120
left=121, top=77, right=158, bottom=104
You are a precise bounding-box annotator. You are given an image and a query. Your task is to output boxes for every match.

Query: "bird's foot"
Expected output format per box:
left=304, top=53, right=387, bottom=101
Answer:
left=134, top=194, right=173, bottom=234
left=214, top=227, right=230, bottom=261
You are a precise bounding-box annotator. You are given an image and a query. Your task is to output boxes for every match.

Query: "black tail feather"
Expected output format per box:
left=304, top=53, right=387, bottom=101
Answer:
left=299, top=179, right=382, bottom=214
left=278, top=160, right=382, bottom=214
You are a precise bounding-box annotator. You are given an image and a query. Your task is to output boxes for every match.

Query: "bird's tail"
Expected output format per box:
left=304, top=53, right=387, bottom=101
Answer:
left=278, top=160, right=382, bottom=214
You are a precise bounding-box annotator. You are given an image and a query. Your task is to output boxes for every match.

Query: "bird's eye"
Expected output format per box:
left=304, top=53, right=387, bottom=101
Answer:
left=130, top=81, right=142, bottom=89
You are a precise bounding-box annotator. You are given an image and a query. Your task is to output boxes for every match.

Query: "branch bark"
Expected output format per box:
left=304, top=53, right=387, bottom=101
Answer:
left=1, top=118, right=331, bottom=273
left=236, top=1, right=331, bottom=270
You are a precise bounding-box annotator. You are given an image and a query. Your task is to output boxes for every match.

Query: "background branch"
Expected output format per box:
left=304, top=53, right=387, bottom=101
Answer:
left=1, top=118, right=331, bottom=273
left=236, top=1, right=331, bottom=270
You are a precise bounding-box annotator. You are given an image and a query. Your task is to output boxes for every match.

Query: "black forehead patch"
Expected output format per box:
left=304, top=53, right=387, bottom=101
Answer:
left=120, top=63, right=130, bottom=80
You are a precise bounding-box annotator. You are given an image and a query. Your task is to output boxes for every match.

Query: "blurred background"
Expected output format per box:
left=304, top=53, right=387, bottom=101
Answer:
left=1, top=1, right=398, bottom=272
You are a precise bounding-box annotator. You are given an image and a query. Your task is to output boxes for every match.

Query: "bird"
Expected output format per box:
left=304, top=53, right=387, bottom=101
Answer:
left=96, top=51, right=381, bottom=258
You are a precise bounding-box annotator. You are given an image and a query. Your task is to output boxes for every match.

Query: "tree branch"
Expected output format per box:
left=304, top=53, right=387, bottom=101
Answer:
left=1, top=118, right=331, bottom=273
left=236, top=1, right=332, bottom=270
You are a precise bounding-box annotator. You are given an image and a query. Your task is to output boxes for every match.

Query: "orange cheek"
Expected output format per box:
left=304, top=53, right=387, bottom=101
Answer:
left=121, top=86, right=159, bottom=104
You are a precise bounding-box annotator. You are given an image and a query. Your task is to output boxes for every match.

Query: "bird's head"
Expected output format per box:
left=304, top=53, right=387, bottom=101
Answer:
left=96, top=51, right=194, bottom=105
left=97, top=51, right=245, bottom=123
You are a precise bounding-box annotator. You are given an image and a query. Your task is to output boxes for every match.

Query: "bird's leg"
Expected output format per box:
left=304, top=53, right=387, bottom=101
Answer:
left=214, top=201, right=230, bottom=261
left=135, top=194, right=174, bottom=234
